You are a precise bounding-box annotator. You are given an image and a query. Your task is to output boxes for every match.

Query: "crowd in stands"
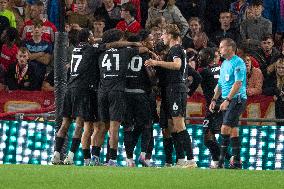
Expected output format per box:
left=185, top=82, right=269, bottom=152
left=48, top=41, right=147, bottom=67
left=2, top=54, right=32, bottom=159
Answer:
left=0, top=0, right=283, bottom=119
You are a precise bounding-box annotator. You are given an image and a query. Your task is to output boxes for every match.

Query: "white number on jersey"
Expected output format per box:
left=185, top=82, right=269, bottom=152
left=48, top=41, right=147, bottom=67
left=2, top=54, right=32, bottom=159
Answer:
left=101, top=54, right=120, bottom=71
left=129, top=56, right=143, bottom=72
left=70, top=54, right=82, bottom=75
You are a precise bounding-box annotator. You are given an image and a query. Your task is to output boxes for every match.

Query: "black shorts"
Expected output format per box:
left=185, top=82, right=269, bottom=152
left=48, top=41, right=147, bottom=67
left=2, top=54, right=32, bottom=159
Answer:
left=62, top=88, right=97, bottom=122
left=166, top=87, right=187, bottom=118
left=203, top=103, right=222, bottom=134
left=124, top=93, right=152, bottom=128
left=98, top=91, right=126, bottom=122
left=222, top=98, right=247, bottom=127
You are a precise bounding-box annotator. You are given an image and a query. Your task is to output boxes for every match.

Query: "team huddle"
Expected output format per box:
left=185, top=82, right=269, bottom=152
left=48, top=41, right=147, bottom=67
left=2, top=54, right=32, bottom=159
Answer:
left=51, top=24, right=247, bottom=169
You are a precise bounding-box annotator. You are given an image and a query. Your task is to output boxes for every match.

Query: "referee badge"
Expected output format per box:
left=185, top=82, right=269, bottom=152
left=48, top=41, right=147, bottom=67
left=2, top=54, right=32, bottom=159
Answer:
left=173, top=102, right=178, bottom=111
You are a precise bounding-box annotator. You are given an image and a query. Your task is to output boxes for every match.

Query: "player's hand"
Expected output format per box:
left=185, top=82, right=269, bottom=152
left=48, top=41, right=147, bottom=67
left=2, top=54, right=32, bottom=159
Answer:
left=219, top=100, right=229, bottom=112
left=209, top=101, right=216, bottom=113
left=145, top=59, right=158, bottom=67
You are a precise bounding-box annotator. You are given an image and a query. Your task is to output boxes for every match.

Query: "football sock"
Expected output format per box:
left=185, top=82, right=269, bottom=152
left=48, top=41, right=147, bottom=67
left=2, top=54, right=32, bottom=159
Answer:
left=163, top=137, right=173, bottom=164
left=141, top=127, right=152, bottom=153
left=231, top=137, right=241, bottom=162
left=109, top=148, right=117, bottom=160
left=91, top=146, right=101, bottom=157
left=146, top=135, right=154, bottom=160
left=70, top=138, right=80, bottom=153
left=175, top=131, right=186, bottom=160
left=83, top=149, right=91, bottom=159
left=124, top=129, right=133, bottom=159
left=55, top=136, right=65, bottom=152
left=181, top=130, right=194, bottom=160
left=204, top=139, right=220, bottom=161
left=219, top=134, right=230, bottom=165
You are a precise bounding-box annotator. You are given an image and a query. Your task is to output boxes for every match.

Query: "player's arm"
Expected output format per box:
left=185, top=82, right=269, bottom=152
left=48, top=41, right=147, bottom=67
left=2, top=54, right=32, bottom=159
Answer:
left=212, top=85, right=221, bottom=101
left=105, top=41, right=142, bottom=49
left=144, top=57, right=181, bottom=70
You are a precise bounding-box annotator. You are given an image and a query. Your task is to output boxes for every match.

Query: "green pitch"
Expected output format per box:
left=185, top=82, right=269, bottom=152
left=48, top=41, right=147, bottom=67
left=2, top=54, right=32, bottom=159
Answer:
left=0, top=165, right=283, bottom=189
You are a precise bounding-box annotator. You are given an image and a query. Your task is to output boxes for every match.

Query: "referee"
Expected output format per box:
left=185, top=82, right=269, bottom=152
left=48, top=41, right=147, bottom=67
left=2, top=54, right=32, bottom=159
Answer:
left=209, top=38, right=247, bottom=169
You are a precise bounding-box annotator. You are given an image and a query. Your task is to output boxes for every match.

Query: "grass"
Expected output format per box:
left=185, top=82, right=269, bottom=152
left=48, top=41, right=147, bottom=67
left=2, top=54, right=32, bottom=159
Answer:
left=0, top=165, right=283, bottom=189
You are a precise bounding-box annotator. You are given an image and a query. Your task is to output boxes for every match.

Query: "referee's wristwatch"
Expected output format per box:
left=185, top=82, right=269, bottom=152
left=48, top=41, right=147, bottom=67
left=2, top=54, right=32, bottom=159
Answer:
left=225, top=97, right=231, bottom=103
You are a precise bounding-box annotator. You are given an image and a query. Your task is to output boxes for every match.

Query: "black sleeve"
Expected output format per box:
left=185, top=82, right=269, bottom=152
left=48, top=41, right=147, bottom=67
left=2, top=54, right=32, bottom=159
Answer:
left=187, top=66, right=202, bottom=96
left=5, top=64, right=17, bottom=90
left=262, top=75, right=280, bottom=96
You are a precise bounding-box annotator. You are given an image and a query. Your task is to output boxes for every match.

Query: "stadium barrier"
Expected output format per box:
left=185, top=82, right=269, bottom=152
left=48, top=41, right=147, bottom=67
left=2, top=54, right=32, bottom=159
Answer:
left=0, top=121, right=283, bottom=170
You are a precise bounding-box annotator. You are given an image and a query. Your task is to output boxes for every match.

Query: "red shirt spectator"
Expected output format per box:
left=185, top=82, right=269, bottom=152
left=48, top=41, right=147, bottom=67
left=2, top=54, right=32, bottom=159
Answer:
left=113, top=0, right=141, bottom=23
left=116, top=19, right=141, bottom=33
left=0, top=43, right=18, bottom=71
left=21, top=18, right=57, bottom=43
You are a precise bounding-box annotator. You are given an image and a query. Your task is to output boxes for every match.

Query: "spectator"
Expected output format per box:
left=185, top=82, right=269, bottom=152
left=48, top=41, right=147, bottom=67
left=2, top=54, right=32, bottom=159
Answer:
left=203, top=0, right=230, bottom=35
left=94, top=0, right=121, bottom=30
left=230, top=0, right=249, bottom=26
left=0, top=27, right=19, bottom=72
left=240, top=0, right=272, bottom=47
left=5, top=47, right=38, bottom=90
left=91, top=16, right=105, bottom=43
left=8, top=0, right=25, bottom=31
left=67, top=0, right=93, bottom=29
left=146, top=0, right=189, bottom=37
left=243, top=54, right=263, bottom=96
left=0, top=0, right=16, bottom=28
left=182, top=17, right=203, bottom=50
left=0, top=15, right=9, bottom=38
left=116, top=2, right=141, bottom=34
left=211, top=11, right=241, bottom=46
left=113, top=0, right=141, bottom=23
left=21, top=1, right=57, bottom=43
left=262, top=57, right=284, bottom=125
left=257, top=34, right=281, bottom=75
left=24, top=18, right=52, bottom=89
left=41, top=69, right=54, bottom=91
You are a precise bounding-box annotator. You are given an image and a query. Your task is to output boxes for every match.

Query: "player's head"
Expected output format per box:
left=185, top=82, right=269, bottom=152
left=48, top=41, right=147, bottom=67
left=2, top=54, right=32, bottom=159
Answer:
left=102, top=29, right=124, bottom=43
left=198, top=48, right=215, bottom=67
left=78, top=28, right=91, bottom=43
left=161, top=24, right=180, bottom=46
left=219, top=38, right=237, bottom=59
left=139, top=29, right=154, bottom=50
left=92, top=16, right=105, bottom=36
left=17, top=47, right=30, bottom=66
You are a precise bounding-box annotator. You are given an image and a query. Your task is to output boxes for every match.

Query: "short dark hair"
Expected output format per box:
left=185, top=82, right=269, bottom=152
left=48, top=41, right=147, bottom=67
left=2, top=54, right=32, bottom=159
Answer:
left=250, top=0, right=263, bottom=6
left=33, top=0, right=44, bottom=7
left=78, top=28, right=91, bottom=43
left=5, top=27, right=19, bottom=43
left=121, top=2, right=136, bottom=18
left=139, top=29, right=151, bottom=41
left=18, top=47, right=29, bottom=54
left=93, top=16, right=105, bottom=23
left=165, top=24, right=180, bottom=40
left=261, top=34, right=273, bottom=41
left=102, top=29, right=124, bottom=43
left=200, top=48, right=215, bottom=62
left=68, top=29, right=80, bottom=46
left=221, top=38, right=237, bottom=51
left=33, top=19, right=43, bottom=28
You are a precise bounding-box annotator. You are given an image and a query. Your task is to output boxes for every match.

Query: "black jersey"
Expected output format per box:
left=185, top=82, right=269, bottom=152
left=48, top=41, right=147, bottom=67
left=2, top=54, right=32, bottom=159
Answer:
left=164, top=44, right=188, bottom=92
left=98, top=47, right=139, bottom=92
left=67, top=43, right=105, bottom=89
left=199, top=63, right=221, bottom=105
left=126, top=53, right=152, bottom=92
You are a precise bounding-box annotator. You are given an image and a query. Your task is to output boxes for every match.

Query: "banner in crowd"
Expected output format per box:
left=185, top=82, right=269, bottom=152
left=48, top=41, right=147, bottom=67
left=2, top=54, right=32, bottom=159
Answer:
left=0, top=91, right=275, bottom=124
left=0, top=91, right=54, bottom=113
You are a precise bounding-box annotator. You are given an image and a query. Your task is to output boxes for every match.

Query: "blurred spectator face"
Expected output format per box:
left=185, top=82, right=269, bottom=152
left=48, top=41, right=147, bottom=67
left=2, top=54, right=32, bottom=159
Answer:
left=77, top=0, right=87, bottom=13
left=143, top=34, right=154, bottom=50
left=245, top=7, right=254, bottom=19
left=161, top=32, right=170, bottom=46
left=93, top=21, right=105, bottom=35
left=250, top=5, right=263, bottom=18
left=261, top=38, right=274, bottom=54
left=32, top=24, right=43, bottom=38
left=189, top=20, right=202, bottom=35
left=214, top=50, right=221, bottom=64
left=153, top=0, right=165, bottom=8
left=219, top=12, right=233, bottom=28
left=276, top=59, right=284, bottom=77
left=193, top=32, right=208, bottom=49
left=158, top=17, right=167, bottom=29
left=282, top=41, right=284, bottom=55
left=0, top=0, right=8, bottom=11
left=16, top=50, right=29, bottom=66
left=65, top=24, right=71, bottom=32
left=244, top=56, right=252, bottom=72
left=30, top=5, right=42, bottom=19
left=103, top=0, right=114, bottom=8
